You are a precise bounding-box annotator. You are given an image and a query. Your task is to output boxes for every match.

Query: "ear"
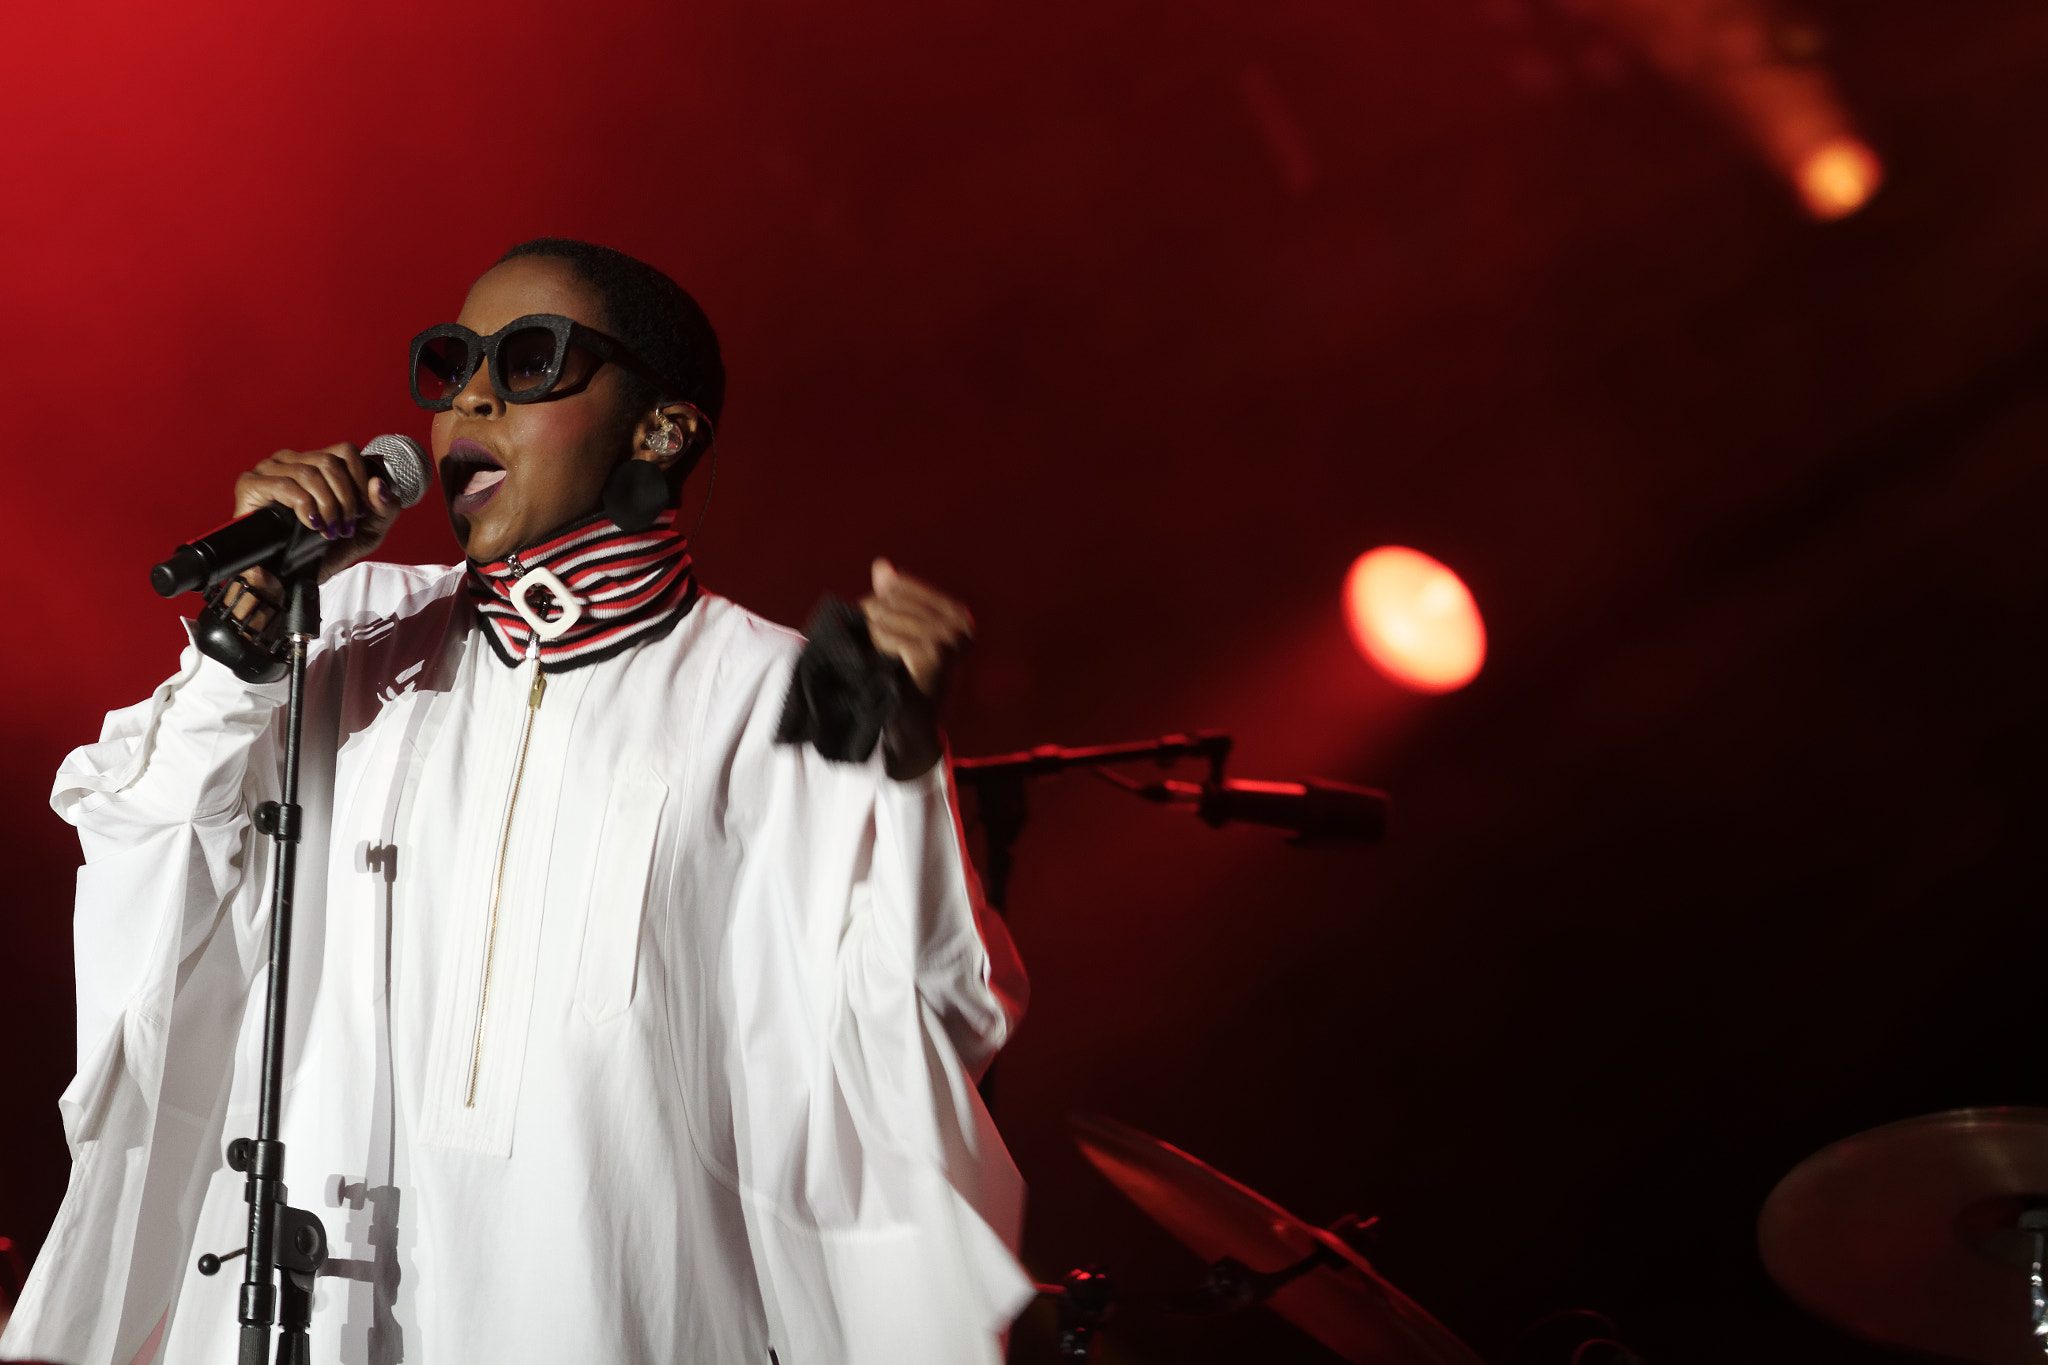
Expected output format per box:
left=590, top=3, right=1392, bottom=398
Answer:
left=629, top=403, right=711, bottom=476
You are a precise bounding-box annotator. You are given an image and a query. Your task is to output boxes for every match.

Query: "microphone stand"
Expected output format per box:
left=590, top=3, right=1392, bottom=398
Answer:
left=193, top=570, right=330, bottom=1363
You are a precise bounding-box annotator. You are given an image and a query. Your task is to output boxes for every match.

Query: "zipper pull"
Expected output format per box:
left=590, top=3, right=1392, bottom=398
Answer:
left=525, top=641, right=546, bottom=710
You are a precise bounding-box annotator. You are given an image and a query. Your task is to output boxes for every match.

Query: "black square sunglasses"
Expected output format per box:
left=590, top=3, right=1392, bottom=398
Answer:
left=409, top=314, right=667, bottom=410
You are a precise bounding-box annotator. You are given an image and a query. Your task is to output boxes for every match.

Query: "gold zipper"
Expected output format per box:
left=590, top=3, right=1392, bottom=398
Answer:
left=466, top=654, right=547, bottom=1107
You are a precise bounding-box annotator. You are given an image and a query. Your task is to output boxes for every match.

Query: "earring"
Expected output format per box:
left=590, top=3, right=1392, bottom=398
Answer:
left=646, top=409, right=685, bottom=457
left=603, top=460, right=671, bottom=533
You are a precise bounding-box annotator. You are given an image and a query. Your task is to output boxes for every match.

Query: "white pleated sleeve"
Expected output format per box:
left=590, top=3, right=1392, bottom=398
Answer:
left=3, top=628, right=286, bottom=1365
left=721, top=647, right=1035, bottom=1365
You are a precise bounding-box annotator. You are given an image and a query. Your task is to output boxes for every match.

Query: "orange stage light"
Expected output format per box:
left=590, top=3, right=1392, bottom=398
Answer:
left=1344, top=547, right=1486, bottom=694
left=1795, top=136, right=1884, bottom=221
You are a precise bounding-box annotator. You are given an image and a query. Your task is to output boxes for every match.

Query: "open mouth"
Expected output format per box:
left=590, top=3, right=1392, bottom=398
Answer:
left=443, top=438, right=507, bottom=516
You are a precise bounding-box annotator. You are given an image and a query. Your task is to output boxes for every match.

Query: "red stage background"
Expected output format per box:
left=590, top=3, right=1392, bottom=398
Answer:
left=4, top=2, right=2048, bottom=1361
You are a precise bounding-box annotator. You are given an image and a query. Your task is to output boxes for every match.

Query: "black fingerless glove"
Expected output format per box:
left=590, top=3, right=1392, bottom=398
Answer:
left=774, top=597, right=906, bottom=763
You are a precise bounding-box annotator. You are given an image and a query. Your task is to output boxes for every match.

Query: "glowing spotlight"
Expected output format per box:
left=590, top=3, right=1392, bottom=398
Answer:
left=1796, top=137, right=1884, bottom=220
left=1344, top=547, right=1485, bottom=693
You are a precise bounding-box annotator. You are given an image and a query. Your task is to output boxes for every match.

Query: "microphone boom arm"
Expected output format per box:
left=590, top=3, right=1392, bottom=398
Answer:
left=949, top=731, right=1387, bottom=911
left=952, top=731, right=1235, bottom=787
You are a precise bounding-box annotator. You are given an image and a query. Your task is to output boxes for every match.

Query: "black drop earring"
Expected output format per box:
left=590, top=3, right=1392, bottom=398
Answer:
left=603, top=459, right=671, bottom=532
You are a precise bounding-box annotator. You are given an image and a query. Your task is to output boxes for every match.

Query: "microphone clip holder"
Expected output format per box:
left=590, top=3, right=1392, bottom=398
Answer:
left=192, top=576, right=292, bottom=685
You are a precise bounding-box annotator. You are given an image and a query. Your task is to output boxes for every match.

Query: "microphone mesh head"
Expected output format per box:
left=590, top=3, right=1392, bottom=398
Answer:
left=363, top=434, right=432, bottom=508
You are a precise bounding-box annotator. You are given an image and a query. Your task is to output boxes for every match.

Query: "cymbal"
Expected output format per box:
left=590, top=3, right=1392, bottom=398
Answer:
left=1759, top=1106, right=2048, bottom=1365
left=1070, top=1113, right=1485, bottom=1365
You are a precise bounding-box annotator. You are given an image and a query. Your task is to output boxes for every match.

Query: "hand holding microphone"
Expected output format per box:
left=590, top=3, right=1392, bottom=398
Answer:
left=150, top=435, right=431, bottom=598
left=149, top=435, right=430, bottom=682
left=231, top=441, right=406, bottom=572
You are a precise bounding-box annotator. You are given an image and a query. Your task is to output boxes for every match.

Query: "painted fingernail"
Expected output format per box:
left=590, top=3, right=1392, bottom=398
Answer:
left=309, top=516, right=328, bottom=534
left=339, top=519, right=357, bottom=538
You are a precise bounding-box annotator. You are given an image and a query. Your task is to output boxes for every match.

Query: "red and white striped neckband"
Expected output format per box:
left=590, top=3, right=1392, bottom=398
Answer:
left=465, top=509, right=698, bottom=673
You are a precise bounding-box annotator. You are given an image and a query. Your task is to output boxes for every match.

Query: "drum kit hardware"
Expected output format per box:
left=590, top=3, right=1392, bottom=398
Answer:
left=1037, top=1104, right=2048, bottom=1363
left=1036, top=1114, right=1498, bottom=1363
left=1760, top=1106, right=2048, bottom=1365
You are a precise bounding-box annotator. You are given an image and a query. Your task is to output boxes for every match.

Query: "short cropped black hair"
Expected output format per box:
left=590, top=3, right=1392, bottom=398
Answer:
left=498, top=238, right=725, bottom=428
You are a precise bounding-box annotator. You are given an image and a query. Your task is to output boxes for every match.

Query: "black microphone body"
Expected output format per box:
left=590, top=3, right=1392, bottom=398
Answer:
left=149, top=435, right=432, bottom=598
left=1196, top=777, right=1389, bottom=844
left=151, top=504, right=323, bottom=598
left=1135, top=775, right=1389, bottom=843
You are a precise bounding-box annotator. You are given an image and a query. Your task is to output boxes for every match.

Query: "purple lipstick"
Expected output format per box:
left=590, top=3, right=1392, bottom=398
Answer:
left=444, top=438, right=506, bottom=516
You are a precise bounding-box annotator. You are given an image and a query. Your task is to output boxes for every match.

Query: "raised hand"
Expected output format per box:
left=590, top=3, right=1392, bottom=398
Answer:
left=859, top=559, right=975, bottom=779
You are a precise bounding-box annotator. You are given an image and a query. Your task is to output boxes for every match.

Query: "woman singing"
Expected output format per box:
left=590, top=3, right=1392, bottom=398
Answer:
left=1, top=240, right=1030, bottom=1365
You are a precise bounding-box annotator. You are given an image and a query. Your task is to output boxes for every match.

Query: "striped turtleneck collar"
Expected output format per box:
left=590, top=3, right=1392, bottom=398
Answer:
left=464, top=509, right=697, bottom=672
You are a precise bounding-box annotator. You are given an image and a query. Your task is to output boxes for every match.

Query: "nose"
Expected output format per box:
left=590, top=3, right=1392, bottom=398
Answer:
left=453, top=355, right=499, bottom=418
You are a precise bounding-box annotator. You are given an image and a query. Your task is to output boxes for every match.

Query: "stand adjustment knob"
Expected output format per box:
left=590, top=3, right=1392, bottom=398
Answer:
left=197, top=1245, right=247, bottom=1276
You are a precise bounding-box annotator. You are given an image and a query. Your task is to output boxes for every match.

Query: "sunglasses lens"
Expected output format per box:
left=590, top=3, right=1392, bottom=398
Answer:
left=416, top=336, right=472, bottom=404
left=498, top=326, right=561, bottom=394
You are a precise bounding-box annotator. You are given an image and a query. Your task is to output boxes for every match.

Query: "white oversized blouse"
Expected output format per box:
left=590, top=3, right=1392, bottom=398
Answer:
left=0, top=562, right=1032, bottom=1365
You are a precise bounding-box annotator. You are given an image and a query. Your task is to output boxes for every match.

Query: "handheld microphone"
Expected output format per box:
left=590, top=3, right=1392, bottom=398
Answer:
left=1139, top=776, right=1389, bottom=844
left=149, top=435, right=432, bottom=597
